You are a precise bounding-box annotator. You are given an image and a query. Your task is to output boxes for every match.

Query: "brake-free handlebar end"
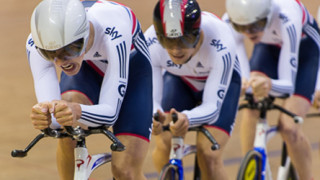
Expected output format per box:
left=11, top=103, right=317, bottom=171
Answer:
left=110, top=143, right=125, bottom=152
left=294, top=116, right=304, bottom=124
left=172, top=112, right=178, bottom=123
left=11, top=150, right=27, bottom=158
left=211, top=144, right=220, bottom=151
left=153, top=112, right=160, bottom=121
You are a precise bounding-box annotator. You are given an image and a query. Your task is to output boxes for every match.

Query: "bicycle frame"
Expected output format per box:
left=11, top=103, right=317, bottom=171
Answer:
left=74, top=142, right=112, bottom=179
left=11, top=126, right=125, bottom=180
left=167, top=137, right=185, bottom=180
left=253, top=116, right=278, bottom=179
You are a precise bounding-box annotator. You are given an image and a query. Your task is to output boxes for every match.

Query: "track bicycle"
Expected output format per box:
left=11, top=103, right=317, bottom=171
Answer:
left=236, top=94, right=302, bottom=180
left=154, top=113, right=220, bottom=180
left=11, top=125, right=125, bottom=180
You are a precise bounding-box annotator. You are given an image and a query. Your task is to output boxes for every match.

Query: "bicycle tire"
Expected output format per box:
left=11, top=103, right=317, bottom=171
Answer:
left=158, top=164, right=181, bottom=180
left=287, top=164, right=298, bottom=180
left=193, top=156, right=201, bottom=180
left=237, top=150, right=263, bottom=180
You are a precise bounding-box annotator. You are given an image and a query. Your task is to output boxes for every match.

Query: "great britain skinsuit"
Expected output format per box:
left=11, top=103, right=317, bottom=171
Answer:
left=145, top=12, right=242, bottom=135
left=26, top=0, right=153, bottom=141
left=223, top=0, right=320, bottom=101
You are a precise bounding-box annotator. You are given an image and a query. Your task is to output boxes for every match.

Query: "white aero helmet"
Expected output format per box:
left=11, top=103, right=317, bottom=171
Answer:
left=226, top=0, right=271, bottom=25
left=31, top=0, right=89, bottom=60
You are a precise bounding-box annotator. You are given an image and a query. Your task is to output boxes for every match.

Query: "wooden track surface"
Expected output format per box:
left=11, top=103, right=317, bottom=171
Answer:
left=1, top=0, right=319, bottom=179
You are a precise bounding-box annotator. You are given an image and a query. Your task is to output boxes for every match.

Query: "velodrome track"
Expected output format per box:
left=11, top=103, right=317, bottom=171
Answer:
left=1, top=0, right=319, bottom=179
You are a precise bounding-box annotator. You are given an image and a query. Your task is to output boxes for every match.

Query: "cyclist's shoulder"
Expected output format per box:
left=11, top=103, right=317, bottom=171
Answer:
left=85, top=1, right=137, bottom=31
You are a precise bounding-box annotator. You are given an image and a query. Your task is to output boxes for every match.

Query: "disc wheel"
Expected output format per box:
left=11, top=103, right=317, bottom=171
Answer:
left=237, top=150, right=263, bottom=180
left=158, top=164, right=181, bottom=180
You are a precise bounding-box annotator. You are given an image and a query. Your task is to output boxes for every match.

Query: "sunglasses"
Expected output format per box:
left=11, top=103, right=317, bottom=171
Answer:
left=156, top=31, right=200, bottom=49
left=36, top=38, right=85, bottom=61
left=231, top=18, right=267, bottom=34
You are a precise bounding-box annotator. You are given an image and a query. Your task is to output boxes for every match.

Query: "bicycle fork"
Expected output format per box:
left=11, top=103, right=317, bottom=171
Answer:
left=253, top=118, right=273, bottom=180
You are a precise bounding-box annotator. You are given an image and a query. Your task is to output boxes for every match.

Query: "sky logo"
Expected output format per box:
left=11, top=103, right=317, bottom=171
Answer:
left=167, top=60, right=182, bottom=68
left=105, top=27, right=122, bottom=40
left=279, top=13, right=289, bottom=24
left=28, top=38, right=34, bottom=47
left=146, top=37, right=158, bottom=47
left=210, top=39, right=226, bottom=52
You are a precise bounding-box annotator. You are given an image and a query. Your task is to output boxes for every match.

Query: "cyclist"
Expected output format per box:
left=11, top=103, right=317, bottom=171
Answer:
left=144, top=0, right=241, bottom=179
left=224, top=0, right=320, bottom=179
left=26, top=0, right=152, bottom=179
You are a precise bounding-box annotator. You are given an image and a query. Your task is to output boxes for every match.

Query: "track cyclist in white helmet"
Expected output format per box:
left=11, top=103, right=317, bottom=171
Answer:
left=223, top=0, right=320, bottom=179
left=26, top=0, right=152, bottom=179
left=145, top=0, right=241, bottom=179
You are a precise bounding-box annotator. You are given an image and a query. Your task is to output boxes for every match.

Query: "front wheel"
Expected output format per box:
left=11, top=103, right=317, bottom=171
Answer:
left=237, top=150, right=263, bottom=180
left=158, top=164, right=181, bottom=180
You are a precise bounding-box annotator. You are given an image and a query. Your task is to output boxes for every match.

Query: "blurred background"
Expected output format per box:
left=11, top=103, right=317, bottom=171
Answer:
left=0, top=0, right=319, bottom=179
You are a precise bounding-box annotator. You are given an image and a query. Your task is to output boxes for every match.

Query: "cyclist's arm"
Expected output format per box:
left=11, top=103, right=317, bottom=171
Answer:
left=269, top=12, right=302, bottom=97
left=222, top=12, right=250, bottom=80
left=144, top=25, right=164, bottom=113
left=78, top=5, right=135, bottom=127
left=182, top=45, right=237, bottom=127
left=26, top=34, right=61, bottom=102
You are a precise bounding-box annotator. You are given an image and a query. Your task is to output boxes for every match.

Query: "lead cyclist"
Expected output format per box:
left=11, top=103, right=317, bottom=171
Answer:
left=26, top=0, right=152, bottom=179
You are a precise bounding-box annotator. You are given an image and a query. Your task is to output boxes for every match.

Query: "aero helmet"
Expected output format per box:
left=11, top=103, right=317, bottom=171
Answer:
left=153, top=0, right=201, bottom=48
left=31, top=0, right=89, bottom=61
left=226, top=0, right=271, bottom=25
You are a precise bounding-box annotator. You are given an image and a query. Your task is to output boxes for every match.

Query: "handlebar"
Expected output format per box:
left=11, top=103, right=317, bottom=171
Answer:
left=11, top=125, right=125, bottom=158
left=239, top=94, right=303, bottom=124
left=153, top=112, right=220, bottom=151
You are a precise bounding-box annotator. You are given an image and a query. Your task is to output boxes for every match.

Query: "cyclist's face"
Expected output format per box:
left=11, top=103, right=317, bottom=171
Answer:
left=166, top=45, right=197, bottom=64
left=231, top=18, right=267, bottom=43
left=243, top=31, right=265, bottom=44
left=54, top=53, right=85, bottom=76
left=164, top=31, right=203, bottom=64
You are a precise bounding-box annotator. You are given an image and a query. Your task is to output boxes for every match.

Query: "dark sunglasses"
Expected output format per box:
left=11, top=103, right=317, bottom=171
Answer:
left=231, top=18, right=267, bottom=34
left=156, top=31, right=200, bottom=49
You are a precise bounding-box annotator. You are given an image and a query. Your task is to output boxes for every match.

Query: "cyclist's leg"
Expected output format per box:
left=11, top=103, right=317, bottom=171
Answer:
left=111, top=136, right=149, bottom=180
left=58, top=61, right=103, bottom=179
left=152, top=130, right=172, bottom=172
left=240, top=43, right=280, bottom=154
left=239, top=108, right=259, bottom=154
left=196, top=69, right=241, bottom=180
left=279, top=29, right=319, bottom=179
left=197, top=128, right=229, bottom=180
left=279, top=96, right=312, bottom=180
left=111, top=47, right=153, bottom=179
left=152, top=72, right=199, bottom=172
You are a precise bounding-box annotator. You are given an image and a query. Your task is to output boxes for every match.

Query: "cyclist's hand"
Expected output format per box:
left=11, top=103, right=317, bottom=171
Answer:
left=50, top=100, right=81, bottom=127
left=30, top=102, right=52, bottom=130
left=152, top=110, right=166, bottom=135
left=241, top=78, right=249, bottom=97
left=313, top=90, right=320, bottom=110
left=249, top=75, right=271, bottom=100
left=169, top=108, right=189, bottom=137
